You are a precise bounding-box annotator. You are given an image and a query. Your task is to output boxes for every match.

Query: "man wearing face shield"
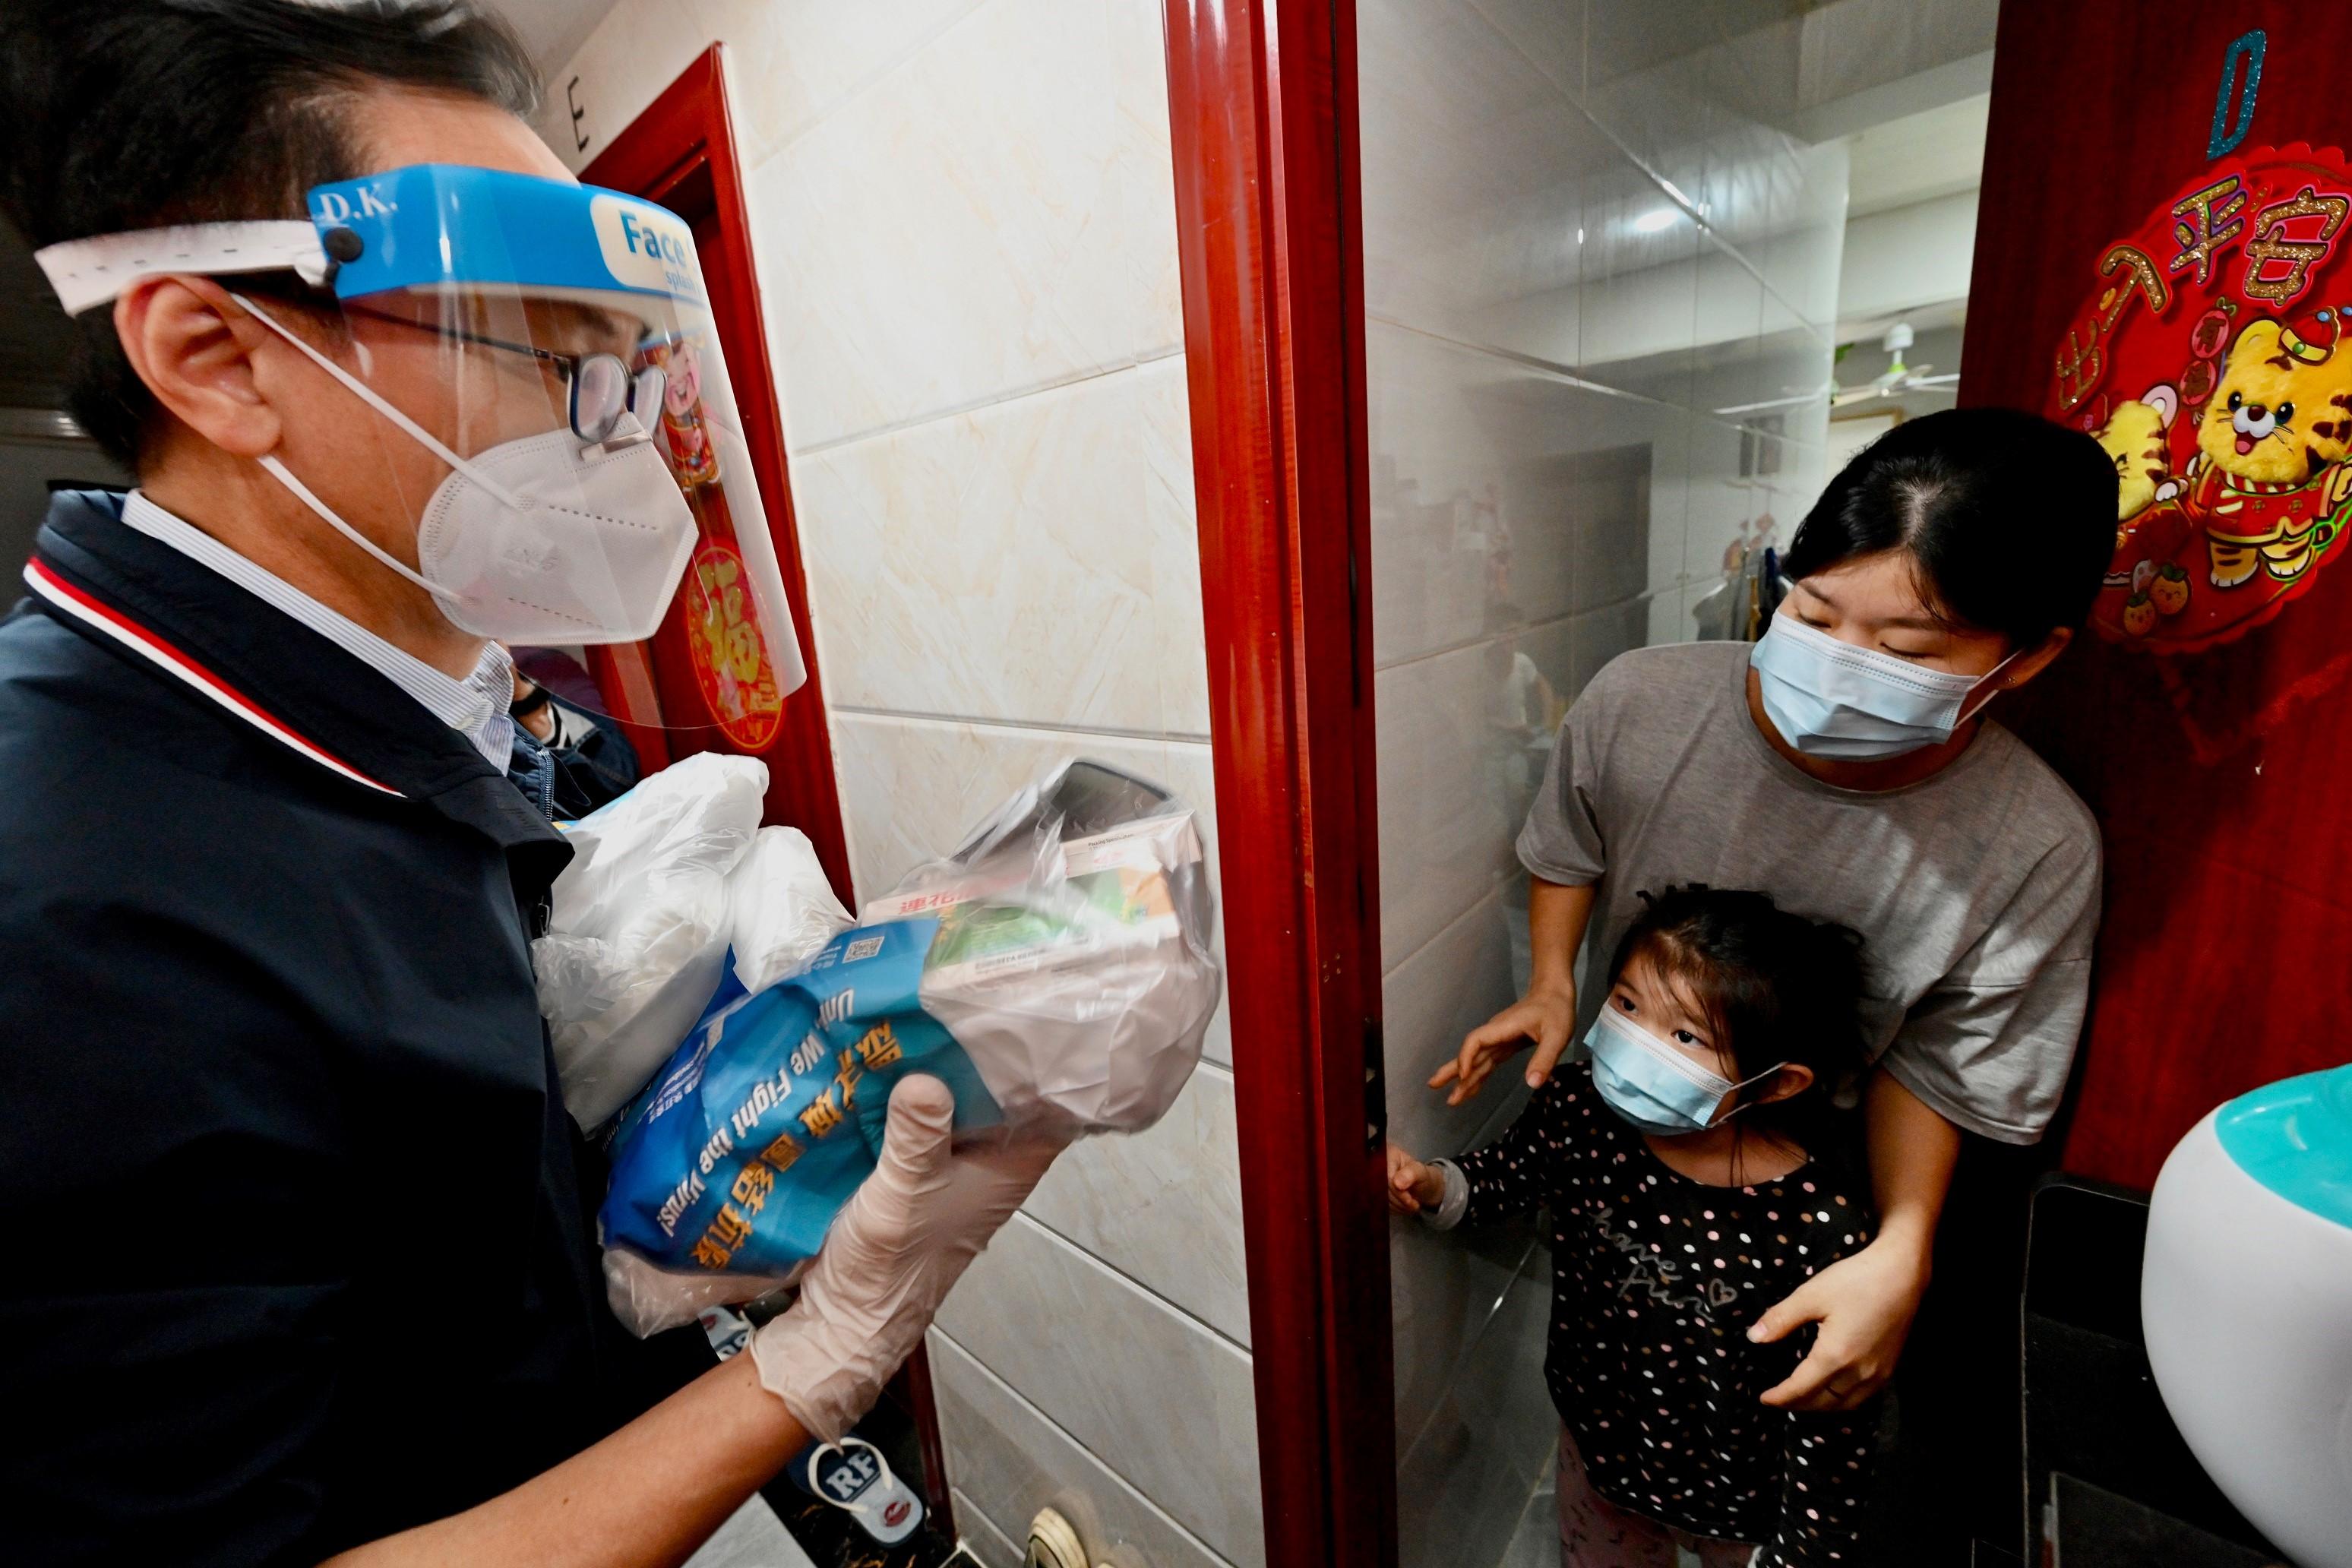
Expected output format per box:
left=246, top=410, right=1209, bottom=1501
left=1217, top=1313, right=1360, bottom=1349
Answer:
left=0, top=5, right=1059, bottom=1564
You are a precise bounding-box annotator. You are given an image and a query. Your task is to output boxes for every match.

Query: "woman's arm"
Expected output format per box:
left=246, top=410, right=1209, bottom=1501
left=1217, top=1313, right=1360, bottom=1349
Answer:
left=1746, top=1070, right=1960, bottom=1410
left=327, top=1076, right=1052, bottom=1568
left=1430, top=877, right=1596, bottom=1104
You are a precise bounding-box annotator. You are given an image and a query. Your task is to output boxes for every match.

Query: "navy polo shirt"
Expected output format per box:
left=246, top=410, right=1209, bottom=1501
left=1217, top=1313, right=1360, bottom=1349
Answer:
left=0, top=492, right=707, bottom=1564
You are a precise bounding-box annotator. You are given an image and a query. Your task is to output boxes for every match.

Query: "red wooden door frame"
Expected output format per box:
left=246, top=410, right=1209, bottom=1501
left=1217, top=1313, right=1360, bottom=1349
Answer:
left=580, top=49, right=953, bottom=1532
left=1162, top=4, right=1400, bottom=1564
left=580, top=46, right=852, bottom=904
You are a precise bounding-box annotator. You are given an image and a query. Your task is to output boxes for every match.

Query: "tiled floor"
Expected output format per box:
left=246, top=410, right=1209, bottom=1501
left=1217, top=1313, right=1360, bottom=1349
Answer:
left=682, top=1498, right=819, bottom=1568
left=1503, top=1475, right=1726, bottom=1568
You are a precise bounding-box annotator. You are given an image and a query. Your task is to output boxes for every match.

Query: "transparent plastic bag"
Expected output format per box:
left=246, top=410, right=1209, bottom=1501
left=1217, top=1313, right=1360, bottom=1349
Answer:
left=533, top=753, right=769, bottom=1129
left=598, top=759, right=1221, bottom=1336
left=601, top=1242, right=801, bottom=1339
left=872, top=760, right=1219, bottom=1140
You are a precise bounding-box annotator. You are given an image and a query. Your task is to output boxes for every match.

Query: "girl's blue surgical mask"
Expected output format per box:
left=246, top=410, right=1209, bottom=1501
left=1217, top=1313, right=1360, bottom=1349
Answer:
left=1750, top=612, right=2018, bottom=760
left=1585, top=1006, right=1783, bottom=1136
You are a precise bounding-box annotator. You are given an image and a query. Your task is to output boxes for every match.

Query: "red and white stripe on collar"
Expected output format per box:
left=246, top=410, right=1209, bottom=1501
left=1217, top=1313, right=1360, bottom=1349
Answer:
left=23, top=558, right=405, bottom=798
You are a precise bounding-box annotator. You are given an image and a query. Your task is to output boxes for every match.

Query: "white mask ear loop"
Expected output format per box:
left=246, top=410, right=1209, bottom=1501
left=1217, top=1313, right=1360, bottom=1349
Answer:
left=230, top=291, right=526, bottom=511
left=1705, top=1061, right=1794, bottom=1128
left=257, top=450, right=463, bottom=607
left=1952, top=646, right=2029, bottom=727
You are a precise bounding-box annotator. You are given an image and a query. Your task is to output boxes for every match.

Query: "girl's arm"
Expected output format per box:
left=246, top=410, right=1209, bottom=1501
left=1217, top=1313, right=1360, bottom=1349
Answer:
left=1747, top=1071, right=1959, bottom=1409
left=1430, top=1074, right=1577, bottom=1229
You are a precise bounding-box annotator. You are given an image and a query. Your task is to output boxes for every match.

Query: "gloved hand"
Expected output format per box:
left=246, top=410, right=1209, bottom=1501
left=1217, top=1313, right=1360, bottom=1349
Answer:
left=751, top=1073, right=1063, bottom=1440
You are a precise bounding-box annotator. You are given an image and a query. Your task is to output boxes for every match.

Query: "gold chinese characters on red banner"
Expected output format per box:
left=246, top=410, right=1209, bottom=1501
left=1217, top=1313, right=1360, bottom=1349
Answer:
left=2052, top=144, right=2352, bottom=651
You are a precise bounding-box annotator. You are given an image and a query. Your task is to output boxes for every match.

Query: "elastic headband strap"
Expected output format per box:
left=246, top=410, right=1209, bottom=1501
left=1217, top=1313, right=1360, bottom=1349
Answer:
left=36, top=223, right=327, bottom=315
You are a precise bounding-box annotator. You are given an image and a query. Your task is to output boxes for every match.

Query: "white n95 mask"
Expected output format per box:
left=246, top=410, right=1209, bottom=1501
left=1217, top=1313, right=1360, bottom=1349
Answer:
left=413, top=427, right=693, bottom=643
left=236, top=293, right=696, bottom=644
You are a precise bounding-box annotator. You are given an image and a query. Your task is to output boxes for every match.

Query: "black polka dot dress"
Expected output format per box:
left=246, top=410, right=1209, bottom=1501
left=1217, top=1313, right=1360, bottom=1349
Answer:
left=1449, top=1064, right=1876, bottom=1566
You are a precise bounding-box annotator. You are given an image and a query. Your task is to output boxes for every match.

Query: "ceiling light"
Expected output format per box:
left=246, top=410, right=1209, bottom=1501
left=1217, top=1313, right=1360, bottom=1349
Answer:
left=1632, top=207, right=1679, bottom=234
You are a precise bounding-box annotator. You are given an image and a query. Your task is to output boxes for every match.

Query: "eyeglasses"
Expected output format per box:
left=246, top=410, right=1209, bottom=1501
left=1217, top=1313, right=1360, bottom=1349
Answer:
left=339, top=301, right=667, bottom=445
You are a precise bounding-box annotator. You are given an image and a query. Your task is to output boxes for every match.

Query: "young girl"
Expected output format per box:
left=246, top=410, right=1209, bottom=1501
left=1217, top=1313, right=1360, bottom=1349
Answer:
left=1391, top=885, right=1875, bottom=1567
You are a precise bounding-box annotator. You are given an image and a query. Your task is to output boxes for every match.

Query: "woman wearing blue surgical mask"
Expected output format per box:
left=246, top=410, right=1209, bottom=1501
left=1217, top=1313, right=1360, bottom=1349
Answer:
left=1392, top=886, right=1875, bottom=1568
left=1428, top=407, right=2117, bottom=1554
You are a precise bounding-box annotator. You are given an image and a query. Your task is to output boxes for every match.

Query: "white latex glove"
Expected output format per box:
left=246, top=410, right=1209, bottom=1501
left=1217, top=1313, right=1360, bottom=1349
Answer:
left=751, top=1073, right=1062, bottom=1440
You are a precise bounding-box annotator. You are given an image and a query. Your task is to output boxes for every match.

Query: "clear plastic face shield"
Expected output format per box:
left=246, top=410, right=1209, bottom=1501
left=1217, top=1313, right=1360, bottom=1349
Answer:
left=36, top=164, right=806, bottom=727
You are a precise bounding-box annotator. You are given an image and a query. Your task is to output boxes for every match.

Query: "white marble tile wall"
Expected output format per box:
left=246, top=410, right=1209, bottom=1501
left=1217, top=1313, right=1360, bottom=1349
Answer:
left=1020, top=1061, right=1251, bottom=1344
left=542, top=2, right=1246, bottom=1564
left=1374, top=649, right=1522, bottom=966
left=547, top=0, right=1184, bottom=450
left=933, top=1220, right=1263, bottom=1565
left=745, top=0, right=1182, bottom=451
left=793, top=358, right=1205, bottom=738
left=1359, top=5, right=1847, bottom=1565
left=931, top=1333, right=1241, bottom=1568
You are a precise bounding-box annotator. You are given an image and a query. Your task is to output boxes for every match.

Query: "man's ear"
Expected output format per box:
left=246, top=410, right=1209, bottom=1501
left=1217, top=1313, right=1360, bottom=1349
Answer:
left=112, top=275, right=283, bottom=460
left=1753, top=1063, right=1816, bottom=1107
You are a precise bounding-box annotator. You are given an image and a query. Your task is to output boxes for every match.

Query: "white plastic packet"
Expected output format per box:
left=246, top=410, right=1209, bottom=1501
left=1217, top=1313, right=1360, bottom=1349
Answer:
left=597, top=759, right=1221, bottom=1335
left=534, top=752, right=769, bottom=1128
left=727, top=826, right=853, bottom=994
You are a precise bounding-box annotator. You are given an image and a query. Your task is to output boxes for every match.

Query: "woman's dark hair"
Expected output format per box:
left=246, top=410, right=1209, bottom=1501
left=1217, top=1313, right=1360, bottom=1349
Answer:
left=1605, top=884, right=1867, bottom=1160
left=1782, top=406, right=2118, bottom=650
left=0, top=0, right=539, bottom=469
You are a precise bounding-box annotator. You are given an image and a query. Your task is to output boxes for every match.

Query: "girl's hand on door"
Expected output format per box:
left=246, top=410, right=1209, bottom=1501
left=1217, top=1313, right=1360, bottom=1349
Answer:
left=1385, top=1144, right=1445, bottom=1214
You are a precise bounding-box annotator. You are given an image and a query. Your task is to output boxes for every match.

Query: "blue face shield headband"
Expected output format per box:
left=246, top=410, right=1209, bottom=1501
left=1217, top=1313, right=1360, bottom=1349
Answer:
left=33, top=166, right=807, bottom=695
left=1750, top=612, right=2019, bottom=760
left=1584, top=1006, right=1785, bottom=1136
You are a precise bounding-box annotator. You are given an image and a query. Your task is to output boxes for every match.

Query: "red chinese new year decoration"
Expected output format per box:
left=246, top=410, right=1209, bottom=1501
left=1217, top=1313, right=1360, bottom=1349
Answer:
left=640, top=331, right=787, bottom=751
left=2053, top=144, right=2352, bottom=652
left=681, top=536, right=784, bottom=751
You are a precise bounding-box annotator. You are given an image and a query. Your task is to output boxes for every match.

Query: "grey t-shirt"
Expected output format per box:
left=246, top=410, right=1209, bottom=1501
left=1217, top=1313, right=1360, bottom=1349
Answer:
left=1516, top=641, right=2102, bottom=1144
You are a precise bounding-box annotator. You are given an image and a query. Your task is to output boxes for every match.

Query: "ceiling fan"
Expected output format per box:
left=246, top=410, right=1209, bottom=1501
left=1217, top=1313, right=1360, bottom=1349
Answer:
left=1832, top=321, right=1959, bottom=406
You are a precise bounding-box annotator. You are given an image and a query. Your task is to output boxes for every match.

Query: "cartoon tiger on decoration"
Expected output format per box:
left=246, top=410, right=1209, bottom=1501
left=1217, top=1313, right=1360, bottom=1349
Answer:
left=2180, top=311, right=2352, bottom=588
left=2094, top=388, right=2179, bottom=545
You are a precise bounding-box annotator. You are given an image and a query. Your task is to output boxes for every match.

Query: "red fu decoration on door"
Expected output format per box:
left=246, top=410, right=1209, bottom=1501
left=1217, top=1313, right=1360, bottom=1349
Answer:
left=2053, top=143, right=2352, bottom=652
